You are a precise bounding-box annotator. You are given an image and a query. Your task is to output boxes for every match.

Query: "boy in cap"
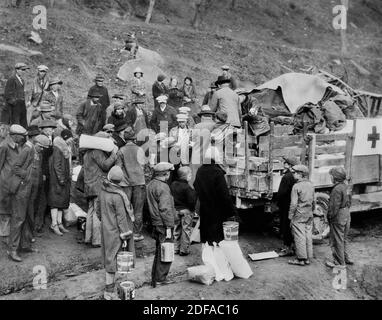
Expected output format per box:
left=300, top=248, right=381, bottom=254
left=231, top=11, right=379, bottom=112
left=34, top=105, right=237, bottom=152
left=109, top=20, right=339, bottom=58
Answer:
left=103, top=124, right=115, bottom=137
left=30, top=101, right=56, bottom=127
left=76, top=91, right=105, bottom=135
left=152, top=74, right=168, bottom=109
left=170, top=166, right=197, bottom=256
left=97, top=166, right=135, bottom=300
left=288, top=164, right=315, bottom=266
left=276, top=155, right=299, bottom=256
left=43, top=77, right=64, bottom=118
left=116, top=127, right=146, bottom=242
left=2, top=63, right=30, bottom=127
left=126, top=99, right=150, bottom=138
left=147, top=162, right=176, bottom=287
left=202, top=81, right=218, bottom=107
left=87, top=73, right=110, bottom=112
left=326, top=166, right=353, bottom=268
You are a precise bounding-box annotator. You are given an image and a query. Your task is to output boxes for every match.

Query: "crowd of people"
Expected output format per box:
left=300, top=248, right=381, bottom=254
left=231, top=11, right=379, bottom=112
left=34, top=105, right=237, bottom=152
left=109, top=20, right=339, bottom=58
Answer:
left=0, top=61, right=352, bottom=300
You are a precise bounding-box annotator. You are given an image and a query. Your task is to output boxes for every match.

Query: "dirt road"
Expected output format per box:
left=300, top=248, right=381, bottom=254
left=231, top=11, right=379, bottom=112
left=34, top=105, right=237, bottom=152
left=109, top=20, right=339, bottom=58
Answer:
left=0, top=210, right=381, bottom=300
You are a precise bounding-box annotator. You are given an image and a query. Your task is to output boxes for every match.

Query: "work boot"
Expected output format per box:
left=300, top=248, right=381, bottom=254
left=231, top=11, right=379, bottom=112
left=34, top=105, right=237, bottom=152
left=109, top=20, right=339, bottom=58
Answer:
left=8, top=251, right=22, bottom=262
left=58, top=223, right=69, bottom=233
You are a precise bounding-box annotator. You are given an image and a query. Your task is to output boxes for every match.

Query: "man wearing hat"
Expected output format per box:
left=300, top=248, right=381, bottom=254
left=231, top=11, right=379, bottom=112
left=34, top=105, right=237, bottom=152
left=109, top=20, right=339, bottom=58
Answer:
left=190, top=105, right=216, bottom=184
left=150, top=95, right=177, bottom=134
left=30, top=101, right=56, bottom=127
left=34, top=119, right=56, bottom=234
left=210, top=76, right=242, bottom=128
left=112, top=123, right=128, bottom=149
left=30, top=65, right=50, bottom=111
left=146, top=162, right=176, bottom=287
left=116, top=127, right=146, bottom=242
left=2, top=63, right=30, bottom=127
left=87, top=73, right=110, bottom=113
left=152, top=74, right=168, bottom=109
left=103, top=124, right=115, bottom=137
left=76, top=91, right=105, bottom=135
left=126, top=99, right=150, bottom=139
left=276, top=155, right=299, bottom=257
left=202, top=81, right=218, bottom=107
left=83, top=135, right=118, bottom=247
left=288, top=164, right=315, bottom=266
left=43, top=77, right=64, bottom=118
left=27, top=125, right=41, bottom=140
left=98, top=165, right=135, bottom=300
left=0, top=125, right=31, bottom=261
left=326, top=166, right=353, bottom=268
left=220, top=65, right=238, bottom=90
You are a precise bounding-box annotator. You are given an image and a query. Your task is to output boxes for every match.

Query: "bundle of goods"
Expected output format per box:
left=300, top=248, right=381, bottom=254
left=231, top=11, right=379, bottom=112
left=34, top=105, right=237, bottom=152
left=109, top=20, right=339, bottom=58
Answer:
left=79, top=134, right=115, bottom=152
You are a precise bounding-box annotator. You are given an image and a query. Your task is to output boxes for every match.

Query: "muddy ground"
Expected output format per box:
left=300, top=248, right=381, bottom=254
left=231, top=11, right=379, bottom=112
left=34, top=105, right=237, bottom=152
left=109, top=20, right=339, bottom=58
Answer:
left=1, top=210, right=381, bottom=300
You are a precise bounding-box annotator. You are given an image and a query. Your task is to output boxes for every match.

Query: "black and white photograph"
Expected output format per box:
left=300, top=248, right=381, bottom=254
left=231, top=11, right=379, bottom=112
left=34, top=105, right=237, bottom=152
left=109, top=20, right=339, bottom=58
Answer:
left=0, top=0, right=381, bottom=307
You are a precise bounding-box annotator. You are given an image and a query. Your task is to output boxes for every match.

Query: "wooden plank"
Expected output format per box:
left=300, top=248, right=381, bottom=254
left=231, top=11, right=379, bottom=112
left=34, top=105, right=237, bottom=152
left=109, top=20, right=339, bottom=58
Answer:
left=271, top=147, right=303, bottom=158
left=308, top=134, right=316, bottom=181
left=314, top=157, right=345, bottom=168
left=274, top=125, right=294, bottom=136
left=315, top=133, right=350, bottom=142
left=259, top=135, right=303, bottom=150
left=244, top=121, right=250, bottom=191
left=315, top=145, right=346, bottom=155
left=268, top=123, right=274, bottom=197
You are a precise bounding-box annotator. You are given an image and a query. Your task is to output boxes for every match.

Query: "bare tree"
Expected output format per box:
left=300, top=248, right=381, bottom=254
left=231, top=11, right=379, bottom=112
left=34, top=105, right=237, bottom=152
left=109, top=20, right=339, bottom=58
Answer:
left=192, top=0, right=213, bottom=29
left=145, top=0, right=156, bottom=24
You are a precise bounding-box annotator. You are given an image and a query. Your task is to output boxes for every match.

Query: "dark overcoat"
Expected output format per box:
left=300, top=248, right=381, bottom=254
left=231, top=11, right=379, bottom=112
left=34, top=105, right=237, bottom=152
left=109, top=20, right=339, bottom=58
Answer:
left=48, top=138, right=71, bottom=209
left=2, top=74, right=27, bottom=127
left=193, top=163, right=236, bottom=244
left=87, top=85, right=110, bottom=111
left=76, top=100, right=105, bottom=135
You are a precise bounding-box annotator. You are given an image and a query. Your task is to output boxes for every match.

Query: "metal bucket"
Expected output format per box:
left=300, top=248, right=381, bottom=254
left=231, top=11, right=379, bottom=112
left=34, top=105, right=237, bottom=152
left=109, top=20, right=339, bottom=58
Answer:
left=160, top=242, right=174, bottom=262
left=223, top=221, right=239, bottom=241
left=118, top=281, right=135, bottom=300
left=117, top=251, right=134, bottom=274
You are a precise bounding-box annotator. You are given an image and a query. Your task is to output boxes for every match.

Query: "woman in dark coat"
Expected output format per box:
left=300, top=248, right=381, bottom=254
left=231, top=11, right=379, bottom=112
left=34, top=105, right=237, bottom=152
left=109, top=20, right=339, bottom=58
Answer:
left=167, top=77, right=183, bottom=111
left=48, top=129, right=73, bottom=236
left=193, top=147, right=236, bottom=244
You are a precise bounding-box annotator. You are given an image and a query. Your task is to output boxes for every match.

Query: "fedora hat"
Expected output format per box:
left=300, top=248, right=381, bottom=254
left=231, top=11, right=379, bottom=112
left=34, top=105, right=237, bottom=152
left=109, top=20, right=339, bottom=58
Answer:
left=27, top=125, right=40, bottom=137
left=37, top=101, right=55, bottom=112
left=198, top=105, right=215, bottom=117
left=215, top=75, right=231, bottom=86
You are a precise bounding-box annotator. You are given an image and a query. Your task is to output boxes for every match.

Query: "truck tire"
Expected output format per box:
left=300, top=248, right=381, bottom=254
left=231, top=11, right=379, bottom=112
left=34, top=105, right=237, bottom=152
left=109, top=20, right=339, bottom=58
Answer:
left=313, top=192, right=330, bottom=241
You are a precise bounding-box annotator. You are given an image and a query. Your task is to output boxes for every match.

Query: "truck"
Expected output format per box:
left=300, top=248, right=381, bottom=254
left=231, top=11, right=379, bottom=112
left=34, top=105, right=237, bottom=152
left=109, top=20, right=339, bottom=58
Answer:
left=226, top=116, right=382, bottom=240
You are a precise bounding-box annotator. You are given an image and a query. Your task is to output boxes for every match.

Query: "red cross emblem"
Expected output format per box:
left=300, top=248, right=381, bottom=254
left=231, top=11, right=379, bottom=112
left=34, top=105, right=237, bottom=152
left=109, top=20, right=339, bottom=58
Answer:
left=367, top=126, right=380, bottom=149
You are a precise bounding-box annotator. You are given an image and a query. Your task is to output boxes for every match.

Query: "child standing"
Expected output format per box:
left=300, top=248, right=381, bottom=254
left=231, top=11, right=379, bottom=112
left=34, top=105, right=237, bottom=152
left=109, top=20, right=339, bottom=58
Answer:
left=97, top=166, right=135, bottom=300
left=288, top=165, right=315, bottom=266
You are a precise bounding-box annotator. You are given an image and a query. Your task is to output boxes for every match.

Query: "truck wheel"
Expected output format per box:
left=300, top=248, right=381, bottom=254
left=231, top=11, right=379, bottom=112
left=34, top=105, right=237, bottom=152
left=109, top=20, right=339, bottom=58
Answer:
left=313, top=192, right=330, bottom=241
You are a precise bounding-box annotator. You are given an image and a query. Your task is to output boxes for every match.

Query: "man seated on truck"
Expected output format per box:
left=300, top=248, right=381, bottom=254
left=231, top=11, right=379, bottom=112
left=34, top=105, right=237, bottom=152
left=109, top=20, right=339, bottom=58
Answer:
left=288, top=165, right=315, bottom=266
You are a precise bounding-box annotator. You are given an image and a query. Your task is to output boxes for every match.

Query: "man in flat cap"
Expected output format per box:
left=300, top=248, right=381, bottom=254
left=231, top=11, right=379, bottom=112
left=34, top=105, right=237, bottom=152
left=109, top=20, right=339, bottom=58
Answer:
left=34, top=119, right=56, bottom=234
left=210, top=76, right=242, bottom=128
left=116, top=127, right=146, bottom=242
left=102, top=124, right=115, bottom=138
left=326, top=166, right=353, bottom=268
left=150, top=95, right=177, bottom=134
left=30, top=101, right=56, bottom=127
left=152, top=74, right=168, bottom=110
left=76, top=91, right=105, bottom=135
left=146, top=162, right=176, bottom=287
left=276, top=155, right=299, bottom=257
left=288, top=164, right=315, bottom=266
left=0, top=125, right=31, bottom=262
left=30, top=65, right=50, bottom=117
left=87, top=73, right=110, bottom=114
left=220, top=65, right=238, bottom=90
left=2, top=63, right=30, bottom=127
left=168, top=113, right=192, bottom=166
